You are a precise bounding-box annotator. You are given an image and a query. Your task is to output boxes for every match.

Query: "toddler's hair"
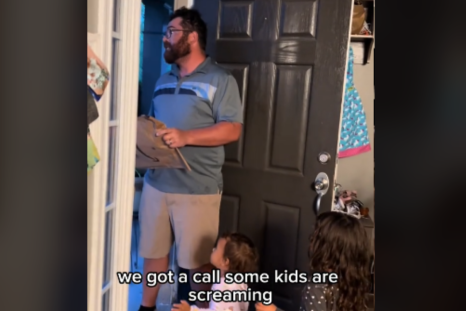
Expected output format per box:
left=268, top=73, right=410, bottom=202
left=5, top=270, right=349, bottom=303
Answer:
left=219, top=232, right=259, bottom=274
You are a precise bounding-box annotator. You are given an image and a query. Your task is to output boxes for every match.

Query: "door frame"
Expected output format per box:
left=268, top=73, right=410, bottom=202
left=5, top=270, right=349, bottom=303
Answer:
left=332, top=1, right=355, bottom=210
left=87, top=0, right=141, bottom=310
left=174, top=0, right=194, bottom=9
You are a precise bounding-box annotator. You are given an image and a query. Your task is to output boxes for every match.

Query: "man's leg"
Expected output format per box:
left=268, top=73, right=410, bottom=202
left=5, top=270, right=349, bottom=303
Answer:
left=139, top=183, right=173, bottom=310
left=189, top=263, right=216, bottom=308
left=170, top=192, right=222, bottom=308
left=141, top=256, right=169, bottom=307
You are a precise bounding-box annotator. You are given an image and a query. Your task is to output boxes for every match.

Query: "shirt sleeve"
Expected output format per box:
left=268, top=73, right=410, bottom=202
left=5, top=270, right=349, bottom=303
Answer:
left=148, top=87, right=155, bottom=118
left=190, top=300, right=245, bottom=311
left=212, top=73, right=243, bottom=124
left=189, top=281, right=249, bottom=311
left=148, top=102, right=155, bottom=118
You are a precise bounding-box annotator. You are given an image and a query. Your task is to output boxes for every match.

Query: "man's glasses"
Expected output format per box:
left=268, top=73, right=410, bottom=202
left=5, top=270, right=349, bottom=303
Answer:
left=165, top=28, right=191, bottom=39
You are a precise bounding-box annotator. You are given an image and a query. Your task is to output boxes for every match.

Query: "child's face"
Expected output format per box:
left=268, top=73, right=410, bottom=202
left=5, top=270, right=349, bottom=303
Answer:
left=210, top=237, right=229, bottom=271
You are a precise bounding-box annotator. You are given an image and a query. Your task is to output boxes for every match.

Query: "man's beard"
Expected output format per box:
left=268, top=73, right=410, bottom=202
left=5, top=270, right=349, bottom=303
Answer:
left=164, top=34, right=191, bottom=64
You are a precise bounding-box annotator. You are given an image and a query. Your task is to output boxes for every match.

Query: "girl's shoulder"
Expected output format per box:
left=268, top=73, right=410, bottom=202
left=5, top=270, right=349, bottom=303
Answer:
left=300, top=282, right=337, bottom=311
left=301, top=281, right=329, bottom=299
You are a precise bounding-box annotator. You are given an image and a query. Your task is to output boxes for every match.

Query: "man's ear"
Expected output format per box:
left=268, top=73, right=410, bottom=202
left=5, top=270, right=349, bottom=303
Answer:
left=189, top=31, right=199, bottom=45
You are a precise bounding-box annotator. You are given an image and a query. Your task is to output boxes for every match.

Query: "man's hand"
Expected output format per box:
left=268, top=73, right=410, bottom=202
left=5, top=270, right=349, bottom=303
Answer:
left=172, top=300, right=191, bottom=311
left=155, top=122, right=241, bottom=148
left=156, top=128, right=189, bottom=148
left=255, top=302, right=277, bottom=311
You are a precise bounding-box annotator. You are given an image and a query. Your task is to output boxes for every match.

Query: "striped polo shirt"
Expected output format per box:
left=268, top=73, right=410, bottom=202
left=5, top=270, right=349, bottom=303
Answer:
left=146, top=57, right=243, bottom=195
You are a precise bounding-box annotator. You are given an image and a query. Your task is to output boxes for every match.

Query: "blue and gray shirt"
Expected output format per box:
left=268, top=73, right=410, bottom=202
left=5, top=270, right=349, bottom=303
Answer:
left=146, top=57, right=243, bottom=195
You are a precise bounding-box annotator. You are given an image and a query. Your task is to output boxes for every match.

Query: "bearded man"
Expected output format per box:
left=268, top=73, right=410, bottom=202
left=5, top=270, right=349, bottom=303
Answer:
left=137, top=7, right=243, bottom=311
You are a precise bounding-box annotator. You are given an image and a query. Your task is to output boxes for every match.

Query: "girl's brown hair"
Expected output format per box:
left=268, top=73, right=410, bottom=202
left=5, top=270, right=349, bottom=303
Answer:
left=309, top=212, right=371, bottom=311
left=220, top=232, right=259, bottom=274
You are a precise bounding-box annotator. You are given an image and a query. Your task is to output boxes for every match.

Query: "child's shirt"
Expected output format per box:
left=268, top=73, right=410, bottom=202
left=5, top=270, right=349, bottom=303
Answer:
left=191, top=277, right=249, bottom=311
left=275, top=282, right=338, bottom=311
left=299, top=282, right=337, bottom=311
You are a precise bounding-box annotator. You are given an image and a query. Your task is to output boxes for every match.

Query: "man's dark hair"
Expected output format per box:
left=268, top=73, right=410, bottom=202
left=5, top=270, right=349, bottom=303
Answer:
left=169, top=7, right=207, bottom=51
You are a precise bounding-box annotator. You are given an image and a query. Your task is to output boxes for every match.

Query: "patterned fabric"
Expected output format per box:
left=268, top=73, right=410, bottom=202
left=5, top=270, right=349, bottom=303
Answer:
left=275, top=282, right=338, bottom=311
left=87, top=86, right=99, bottom=126
left=87, top=130, right=100, bottom=174
left=87, top=45, right=109, bottom=101
left=87, top=44, right=110, bottom=173
left=338, top=46, right=371, bottom=158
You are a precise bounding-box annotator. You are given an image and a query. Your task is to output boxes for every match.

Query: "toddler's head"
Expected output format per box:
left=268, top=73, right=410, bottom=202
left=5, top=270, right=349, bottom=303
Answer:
left=211, top=232, right=259, bottom=274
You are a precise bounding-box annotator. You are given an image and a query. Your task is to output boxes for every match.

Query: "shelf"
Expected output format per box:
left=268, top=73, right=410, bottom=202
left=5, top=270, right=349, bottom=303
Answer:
left=350, top=1, right=375, bottom=65
left=351, top=35, right=374, bottom=39
left=350, top=39, right=374, bottom=65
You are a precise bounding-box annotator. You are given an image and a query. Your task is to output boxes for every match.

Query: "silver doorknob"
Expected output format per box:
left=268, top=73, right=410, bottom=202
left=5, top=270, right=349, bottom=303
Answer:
left=315, top=179, right=328, bottom=191
left=313, top=172, right=330, bottom=214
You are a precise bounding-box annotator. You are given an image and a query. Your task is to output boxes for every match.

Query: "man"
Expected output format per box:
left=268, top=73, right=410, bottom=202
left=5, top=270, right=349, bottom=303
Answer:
left=138, top=7, right=243, bottom=311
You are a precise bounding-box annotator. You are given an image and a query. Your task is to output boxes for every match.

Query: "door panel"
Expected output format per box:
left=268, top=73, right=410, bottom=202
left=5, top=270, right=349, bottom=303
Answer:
left=194, top=0, right=352, bottom=310
left=221, top=63, right=249, bottom=166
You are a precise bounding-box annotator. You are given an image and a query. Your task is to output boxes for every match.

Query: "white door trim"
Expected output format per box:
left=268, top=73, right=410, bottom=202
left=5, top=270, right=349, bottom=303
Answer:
left=174, top=0, right=194, bottom=9
left=111, top=0, right=141, bottom=309
left=332, top=1, right=354, bottom=206
left=87, top=0, right=141, bottom=310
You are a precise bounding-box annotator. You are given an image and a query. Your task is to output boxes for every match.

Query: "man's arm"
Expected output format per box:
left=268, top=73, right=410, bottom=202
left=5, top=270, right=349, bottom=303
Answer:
left=186, top=121, right=242, bottom=146
left=156, top=122, right=241, bottom=148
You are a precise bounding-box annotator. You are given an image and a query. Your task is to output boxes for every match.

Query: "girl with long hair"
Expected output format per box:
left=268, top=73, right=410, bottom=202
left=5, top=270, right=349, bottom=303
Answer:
left=256, top=211, right=372, bottom=311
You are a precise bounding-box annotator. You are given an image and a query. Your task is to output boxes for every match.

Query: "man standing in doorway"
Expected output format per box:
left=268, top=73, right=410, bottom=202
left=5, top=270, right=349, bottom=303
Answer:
left=138, top=7, right=243, bottom=311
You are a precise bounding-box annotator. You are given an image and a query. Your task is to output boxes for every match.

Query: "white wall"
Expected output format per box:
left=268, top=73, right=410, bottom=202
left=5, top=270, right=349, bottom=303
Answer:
left=174, top=0, right=194, bottom=9
left=87, top=0, right=99, bottom=33
left=336, top=47, right=374, bottom=220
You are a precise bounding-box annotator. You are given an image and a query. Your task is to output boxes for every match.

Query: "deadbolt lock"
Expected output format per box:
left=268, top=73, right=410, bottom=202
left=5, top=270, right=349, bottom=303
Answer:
left=318, top=152, right=331, bottom=164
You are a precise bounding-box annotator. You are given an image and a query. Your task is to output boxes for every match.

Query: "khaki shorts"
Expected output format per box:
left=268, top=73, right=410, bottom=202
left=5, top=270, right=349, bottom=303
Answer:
left=138, top=181, right=222, bottom=269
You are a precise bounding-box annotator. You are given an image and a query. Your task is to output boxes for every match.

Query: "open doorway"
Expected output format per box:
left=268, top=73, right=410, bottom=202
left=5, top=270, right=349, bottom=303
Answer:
left=137, top=0, right=174, bottom=118
left=130, top=2, right=174, bottom=311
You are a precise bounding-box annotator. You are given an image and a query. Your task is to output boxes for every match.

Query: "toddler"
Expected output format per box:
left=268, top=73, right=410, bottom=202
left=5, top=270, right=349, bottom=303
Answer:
left=172, top=232, right=259, bottom=311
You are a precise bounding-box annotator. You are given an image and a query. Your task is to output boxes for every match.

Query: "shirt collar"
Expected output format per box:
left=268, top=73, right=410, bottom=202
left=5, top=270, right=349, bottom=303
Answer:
left=170, top=56, right=211, bottom=77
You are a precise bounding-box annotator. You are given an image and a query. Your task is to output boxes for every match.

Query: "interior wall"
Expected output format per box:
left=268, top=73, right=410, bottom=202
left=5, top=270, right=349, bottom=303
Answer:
left=336, top=47, right=374, bottom=220
left=141, top=0, right=171, bottom=115
left=87, top=0, right=99, bottom=33
left=174, top=0, right=193, bottom=9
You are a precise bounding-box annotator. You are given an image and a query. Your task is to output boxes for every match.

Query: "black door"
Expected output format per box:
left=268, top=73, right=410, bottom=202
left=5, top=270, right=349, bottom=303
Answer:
left=193, top=1, right=352, bottom=310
